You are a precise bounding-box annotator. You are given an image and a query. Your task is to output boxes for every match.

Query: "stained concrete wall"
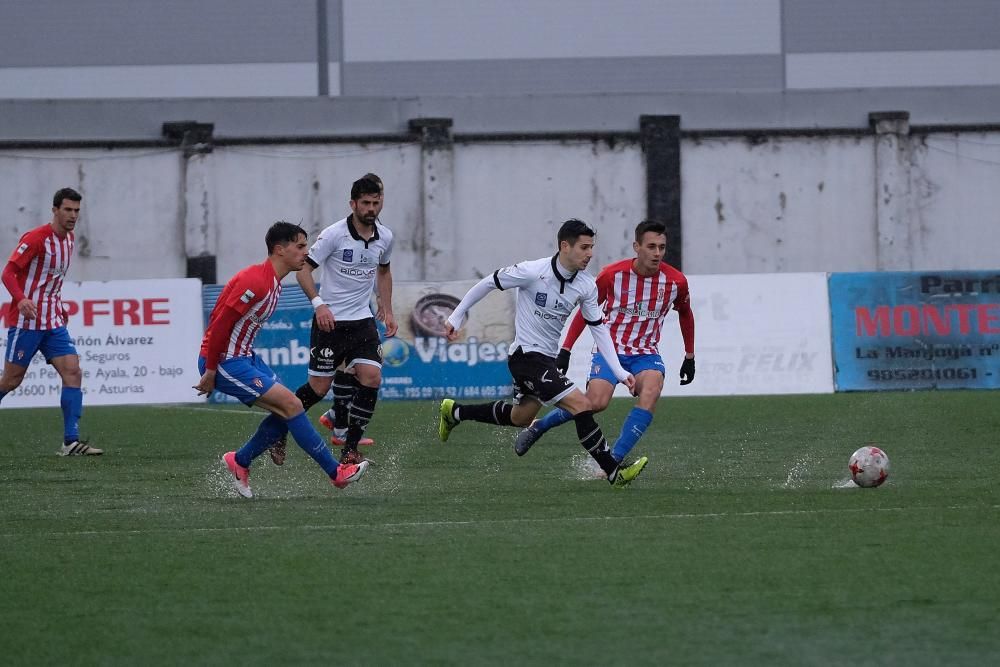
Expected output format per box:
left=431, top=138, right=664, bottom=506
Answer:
left=1, top=130, right=998, bottom=284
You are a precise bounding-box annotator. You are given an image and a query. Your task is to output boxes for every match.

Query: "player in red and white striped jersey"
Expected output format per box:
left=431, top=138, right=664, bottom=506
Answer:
left=195, top=221, right=369, bottom=497
left=0, top=188, right=100, bottom=456
left=515, top=220, right=696, bottom=464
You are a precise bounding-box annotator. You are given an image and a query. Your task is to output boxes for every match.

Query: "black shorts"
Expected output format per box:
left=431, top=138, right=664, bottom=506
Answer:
left=308, top=317, right=382, bottom=376
left=507, top=347, right=576, bottom=405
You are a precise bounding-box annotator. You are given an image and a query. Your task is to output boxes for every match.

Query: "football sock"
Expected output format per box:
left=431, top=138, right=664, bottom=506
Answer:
left=60, top=386, right=83, bottom=442
left=612, top=407, right=653, bottom=462
left=332, top=370, right=358, bottom=430
left=0, top=389, right=7, bottom=404
left=294, top=382, right=324, bottom=412
left=346, top=385, right=378, bottom=447
left=236, top=414, right=288, bottom=468
left=573, top=410, right=619, bottom=481
left=534, top=407, right=573, bottom=434
left=284, top=411, right=339, bottom=476
left=454, top=400, right=515, bottom=426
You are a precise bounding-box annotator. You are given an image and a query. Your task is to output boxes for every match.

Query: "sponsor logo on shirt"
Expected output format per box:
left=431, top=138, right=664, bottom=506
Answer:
left=16, top=243, right=28, bottom=255
left=240, top=289, right=255, bottom=304
left=343, top=249, right=354, bottom=262
left=534, top=292, right=547, bottom=307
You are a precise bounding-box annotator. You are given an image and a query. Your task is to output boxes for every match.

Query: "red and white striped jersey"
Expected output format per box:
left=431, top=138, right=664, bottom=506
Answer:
left=594, top=259, right=690, bottom=355
left=200, top=260, right=281, bottom=369
left=2, top=224, right=74, bottom=330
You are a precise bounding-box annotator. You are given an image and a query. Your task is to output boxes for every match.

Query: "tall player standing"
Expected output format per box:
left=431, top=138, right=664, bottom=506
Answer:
left=436, top=219, right=649, bottom=488
left=0, top=188, right=100, bottom=455
left=281, top=176, right=396, bottom=466
left=194, top=221, right=369, bottom=498
left=514, top=220, right=696, bottom=464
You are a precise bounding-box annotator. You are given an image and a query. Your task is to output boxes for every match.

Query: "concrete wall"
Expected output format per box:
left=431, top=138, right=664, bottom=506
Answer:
left=2, top=130, right=998, bottom=282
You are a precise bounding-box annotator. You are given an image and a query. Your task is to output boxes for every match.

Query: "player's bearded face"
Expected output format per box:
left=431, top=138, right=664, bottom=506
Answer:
left=351, top=194, right=380, bottom=226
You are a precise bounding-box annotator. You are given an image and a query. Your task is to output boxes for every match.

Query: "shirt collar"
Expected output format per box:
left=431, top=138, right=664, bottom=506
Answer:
left=550, top=254, right=577, bottom=291
left=347, top=214, right=380, bottom=243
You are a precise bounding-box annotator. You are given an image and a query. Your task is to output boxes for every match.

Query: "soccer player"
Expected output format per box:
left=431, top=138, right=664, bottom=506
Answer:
left=0, top=188, right=100, bottom=456
left=280, top=176, right=396, bottom=466
left=437, top=219, right=649, bottom=488
left=194, top=221, right=369, bottom=498
left=513, top=219, right=696, bottom=464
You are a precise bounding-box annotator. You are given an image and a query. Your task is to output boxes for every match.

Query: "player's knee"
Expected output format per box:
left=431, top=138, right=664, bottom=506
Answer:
left=61, top=366, right=83, bottom=386
left=0, top=371, right=25, bottom=391
left=510, top=412, right=533, bottom=428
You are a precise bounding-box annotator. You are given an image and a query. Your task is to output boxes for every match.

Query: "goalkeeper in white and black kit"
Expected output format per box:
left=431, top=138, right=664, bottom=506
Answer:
left=437, top=219, right=649, bottom=488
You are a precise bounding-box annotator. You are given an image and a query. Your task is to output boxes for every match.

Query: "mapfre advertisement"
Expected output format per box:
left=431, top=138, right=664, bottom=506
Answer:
left=565, top=273, right=835, bottom=396
left=1, top=279, right=203, bottom=407
left=830, top=271, right=1000, bottom=390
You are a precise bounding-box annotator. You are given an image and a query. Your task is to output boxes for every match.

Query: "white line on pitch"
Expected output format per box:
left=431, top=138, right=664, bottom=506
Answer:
left=2, top=504, right=995, bottom=539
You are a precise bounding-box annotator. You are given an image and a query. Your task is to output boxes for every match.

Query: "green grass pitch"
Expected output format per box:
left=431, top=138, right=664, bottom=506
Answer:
left=1, top=392, right=998, bottom=665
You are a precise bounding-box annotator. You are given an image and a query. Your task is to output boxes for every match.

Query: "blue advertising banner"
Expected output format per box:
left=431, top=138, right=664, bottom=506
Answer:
left=829, top=271, right=1000, bottom=390
left=203, top=280, right=515, bottom=403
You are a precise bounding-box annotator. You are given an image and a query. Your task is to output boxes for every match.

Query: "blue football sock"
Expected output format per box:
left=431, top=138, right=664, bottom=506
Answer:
left=612, top=407, right=653, bottom=462
left=235, top=414, right=288, bottom=468
left=60, top=386, right=83, bottom=442
left=535, top=407, right=573, bottom=434
left=0, top=389, right=7, bottom=404
left=285, top=411, right=339, bottom=477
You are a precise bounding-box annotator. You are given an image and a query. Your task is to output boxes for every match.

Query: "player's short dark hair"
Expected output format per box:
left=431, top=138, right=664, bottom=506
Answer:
left=635, top=219, right=667, bottom=243
left=361, top=172, right=384, bottom=192
left=351, top=177, right=382, bottom=200
left=265, top=221, right=306, bottom=254
left=53, top=188, right=82, bottom=208
left=557, top=219, right=595, bottom=247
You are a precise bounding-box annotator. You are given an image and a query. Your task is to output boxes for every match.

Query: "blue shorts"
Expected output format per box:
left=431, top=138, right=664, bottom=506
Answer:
left=5, top=326, right=77, bottom=367
left=589, top=352, right=665, bottom=385
left=198, top=353, right=279, bottom=406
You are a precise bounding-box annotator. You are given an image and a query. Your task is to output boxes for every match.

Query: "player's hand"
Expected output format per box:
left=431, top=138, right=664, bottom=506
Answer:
left=622, top=373, right=636, bottom=394
left=314, top=304, right=335, bottom=332
left=445, top=322, right=460, bottom=342
left=555, top=348, right=571, bottom=374
left=381, top=311, right=398, bottom=337
left=17, top=298, right=37, bottom=320
left=680, top=356, right=696, bottom=385
left=193, top=370, right=216, bottom=396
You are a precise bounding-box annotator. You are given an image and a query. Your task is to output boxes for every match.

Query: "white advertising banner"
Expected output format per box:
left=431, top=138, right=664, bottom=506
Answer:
left=566, top=272, right=834, bottom=396
left=1, top=278, right=203, bottom=407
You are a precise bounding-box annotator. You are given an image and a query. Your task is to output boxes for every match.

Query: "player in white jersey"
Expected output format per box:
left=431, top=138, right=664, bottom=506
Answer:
left=514, top=220, right=696, bottom=464
left=437, top=219, right=649, bottom=488
left=0, top=188, right=101, bottom=456
left=281, top=176, right=396, bottom=465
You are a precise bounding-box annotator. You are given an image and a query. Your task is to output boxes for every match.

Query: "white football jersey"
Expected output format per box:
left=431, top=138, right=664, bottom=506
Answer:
left=308, top=215, right=394, bottom=321
left=494, top=255, right=603, bottom=357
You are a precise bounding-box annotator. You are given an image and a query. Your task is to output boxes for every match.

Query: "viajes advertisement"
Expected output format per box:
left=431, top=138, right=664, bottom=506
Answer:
left=203, top=279, right=515, bottom=403
left=829, top=271, right=1000, bottom=390
left=1, top=278, right=204, bottom=407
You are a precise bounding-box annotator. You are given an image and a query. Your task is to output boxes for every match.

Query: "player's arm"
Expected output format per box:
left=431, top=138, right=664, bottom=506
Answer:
left=296, top=256, right=335, bottom=332
left=376, top=263, right=396, bottom=337
left=675, top=280, right=696, bottom=385
left=3, top=247, right=37, bottom=320
left=195, top=279, right=260, bottom=394
left=580, top=289, right=634, bottom=391
left=557, top=267, right=612, bottom=371
left=444, top=274, right=497, bottom=341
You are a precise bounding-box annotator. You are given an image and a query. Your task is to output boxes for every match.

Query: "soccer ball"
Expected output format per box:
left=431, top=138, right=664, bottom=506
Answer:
left=848, top=446, right=890, bottom=488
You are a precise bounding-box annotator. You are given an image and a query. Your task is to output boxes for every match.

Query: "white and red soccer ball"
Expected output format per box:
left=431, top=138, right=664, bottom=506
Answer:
left=848, top=446, right=890, bottom=488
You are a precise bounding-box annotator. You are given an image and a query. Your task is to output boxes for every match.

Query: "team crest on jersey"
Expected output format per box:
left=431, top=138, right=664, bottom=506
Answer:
left=657, top=286, right=665, bottom=298
left=16, top=243, right=28, bottom=255
left=342, top=249, right=354, bottom=262
left=534, top=292, right=547, bottom=307
left=16, top=350, right=25, bottom=360
left=240, top=289, right=255, bottom=304
left=253, top=377, right=264, bottom=388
